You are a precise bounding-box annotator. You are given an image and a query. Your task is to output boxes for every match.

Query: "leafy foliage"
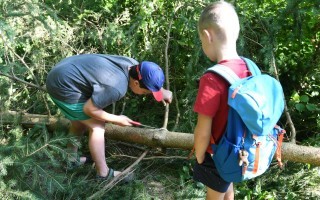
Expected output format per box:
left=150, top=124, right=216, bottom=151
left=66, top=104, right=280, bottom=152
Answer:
left=236, top=162, right=320, bottom=199
left=0, top=0, right=320, bottom=199
left=237, top=0, right=320, bottom=139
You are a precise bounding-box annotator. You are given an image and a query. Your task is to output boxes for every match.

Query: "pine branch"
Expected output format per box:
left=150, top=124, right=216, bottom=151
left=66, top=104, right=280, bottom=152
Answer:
left=0, top=70, right=46, bottom=91
left=0, top=29, right=51, bottom=116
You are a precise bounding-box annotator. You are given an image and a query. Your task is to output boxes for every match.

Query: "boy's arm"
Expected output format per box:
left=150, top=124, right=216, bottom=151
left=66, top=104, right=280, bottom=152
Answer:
left=83, top=98, right=133, bottom=126
left=194, top=113, right=213, bottom=164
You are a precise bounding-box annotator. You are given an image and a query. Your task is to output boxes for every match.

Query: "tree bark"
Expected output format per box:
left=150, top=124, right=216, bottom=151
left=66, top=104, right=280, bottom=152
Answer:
left=1, top=111, right=320, bottom=166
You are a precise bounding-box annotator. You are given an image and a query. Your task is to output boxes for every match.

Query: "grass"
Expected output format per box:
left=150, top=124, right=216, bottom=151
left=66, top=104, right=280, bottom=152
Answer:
left=77, top=140, right=320, bottom=200
left=1, top=127, right=320, bottom=200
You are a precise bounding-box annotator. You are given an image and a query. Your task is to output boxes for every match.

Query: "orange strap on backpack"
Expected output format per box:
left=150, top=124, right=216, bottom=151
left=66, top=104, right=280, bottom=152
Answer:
left=188, top=147, right=195, bottom=159
left=275, top=126, right=286, bottom=168
left=252, top=142, right=261, bottom=174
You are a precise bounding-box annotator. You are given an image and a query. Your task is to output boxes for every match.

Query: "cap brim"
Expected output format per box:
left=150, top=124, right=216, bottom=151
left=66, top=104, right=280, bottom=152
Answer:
left=152, top=90, right=163, bottom=102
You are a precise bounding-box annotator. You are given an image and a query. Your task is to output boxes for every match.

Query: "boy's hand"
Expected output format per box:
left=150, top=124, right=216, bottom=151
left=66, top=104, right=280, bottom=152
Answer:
left=113, top=115, right=133, bottom=127
left=196, top=154, right=205, bottom=164
left=162, top=89, right=173, bottom=104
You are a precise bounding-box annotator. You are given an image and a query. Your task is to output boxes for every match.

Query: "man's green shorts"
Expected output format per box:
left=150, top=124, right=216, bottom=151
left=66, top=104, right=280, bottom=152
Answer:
left=50, top=96, right=90, bottom=121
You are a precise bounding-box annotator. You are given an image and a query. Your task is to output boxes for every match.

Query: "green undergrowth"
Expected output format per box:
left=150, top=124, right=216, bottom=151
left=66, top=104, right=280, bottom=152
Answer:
left=0, top=125, right=319, bottom=199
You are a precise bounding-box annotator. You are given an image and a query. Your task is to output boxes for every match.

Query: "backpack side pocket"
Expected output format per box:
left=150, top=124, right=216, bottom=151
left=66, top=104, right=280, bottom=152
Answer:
left=212, top=136, right=242, bottom=182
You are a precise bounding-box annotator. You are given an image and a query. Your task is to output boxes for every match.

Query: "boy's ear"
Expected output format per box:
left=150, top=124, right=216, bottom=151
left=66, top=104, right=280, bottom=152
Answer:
left=133, top=79, right=140, bottom=87
left=202, top=29, right=213, bottom=43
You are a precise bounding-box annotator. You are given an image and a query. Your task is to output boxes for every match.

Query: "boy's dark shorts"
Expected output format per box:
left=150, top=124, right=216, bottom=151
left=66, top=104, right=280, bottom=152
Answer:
left=193, top=152, right=231, bottom=193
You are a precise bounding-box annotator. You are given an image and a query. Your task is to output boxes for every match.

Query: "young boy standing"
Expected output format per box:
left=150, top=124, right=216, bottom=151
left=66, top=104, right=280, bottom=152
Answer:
left=193, top=2, right=250, bottom=199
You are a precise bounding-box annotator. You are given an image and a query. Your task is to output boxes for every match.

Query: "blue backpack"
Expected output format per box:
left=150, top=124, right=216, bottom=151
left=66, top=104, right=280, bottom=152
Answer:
left=206, top=57, right=286, bottom=183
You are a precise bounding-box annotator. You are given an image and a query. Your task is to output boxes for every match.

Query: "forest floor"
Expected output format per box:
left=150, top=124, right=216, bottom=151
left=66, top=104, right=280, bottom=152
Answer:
left=68, top=139, right=320, bottom=200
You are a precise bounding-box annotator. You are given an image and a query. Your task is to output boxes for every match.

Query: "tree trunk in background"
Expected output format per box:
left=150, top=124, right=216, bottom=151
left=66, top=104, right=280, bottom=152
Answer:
left=2, top=111, right=320, bottom=166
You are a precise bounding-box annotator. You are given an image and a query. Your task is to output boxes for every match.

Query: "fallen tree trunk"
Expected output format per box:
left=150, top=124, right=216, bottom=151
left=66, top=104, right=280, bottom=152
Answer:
left=1, top=111, right=320, bottom=166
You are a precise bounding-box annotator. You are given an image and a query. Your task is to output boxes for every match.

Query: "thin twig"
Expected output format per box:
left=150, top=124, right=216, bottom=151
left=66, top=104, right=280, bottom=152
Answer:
left=120, top=97, right=127, bottom=115
left=243, top=35, right=264, bottom=48
left=88, top=150, right=149, bottom=199
left=172, top=85, right=180, bottom=132
left=271, top=52, right=296, bottom=143
left=113, top=141, right=147, bottom=151
left=0, top=70, right=46, bottom=91
left=111, top=154, right=188, bottom=160
left=162, top=3, right=182, bottom=129
left=26, top=144, right=49, bottom=157
left=162, top=19, right=173, bottom=129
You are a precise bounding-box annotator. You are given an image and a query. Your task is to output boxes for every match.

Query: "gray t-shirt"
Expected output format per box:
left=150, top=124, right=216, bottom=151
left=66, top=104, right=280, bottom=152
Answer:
left=46, top=54, right=138, bottom=109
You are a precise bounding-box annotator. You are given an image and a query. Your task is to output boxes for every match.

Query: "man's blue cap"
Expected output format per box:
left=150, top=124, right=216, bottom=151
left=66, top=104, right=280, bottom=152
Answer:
left=140, top=61, right=165, bottom=101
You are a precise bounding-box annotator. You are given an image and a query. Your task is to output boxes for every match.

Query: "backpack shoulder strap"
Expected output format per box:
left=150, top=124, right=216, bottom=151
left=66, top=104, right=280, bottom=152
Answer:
left=206, top=57, right=262, bottom=84
left=240, top=57, right=261, bottom=76
left=206, top=64, right=240, bottom=85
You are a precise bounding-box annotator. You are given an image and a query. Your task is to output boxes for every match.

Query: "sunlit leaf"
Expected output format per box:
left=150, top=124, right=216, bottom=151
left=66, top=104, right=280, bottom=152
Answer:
left=291, top=92, right=300, bottom=102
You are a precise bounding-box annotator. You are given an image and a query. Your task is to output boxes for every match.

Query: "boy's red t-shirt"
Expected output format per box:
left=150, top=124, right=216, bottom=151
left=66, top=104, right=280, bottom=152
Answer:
left=193, top=59, right=249, bottom=153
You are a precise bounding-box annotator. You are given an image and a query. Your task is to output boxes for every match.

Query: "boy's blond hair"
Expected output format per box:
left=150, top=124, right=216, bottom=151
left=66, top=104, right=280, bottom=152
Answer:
left=198, top=1, right=240, bottom=42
